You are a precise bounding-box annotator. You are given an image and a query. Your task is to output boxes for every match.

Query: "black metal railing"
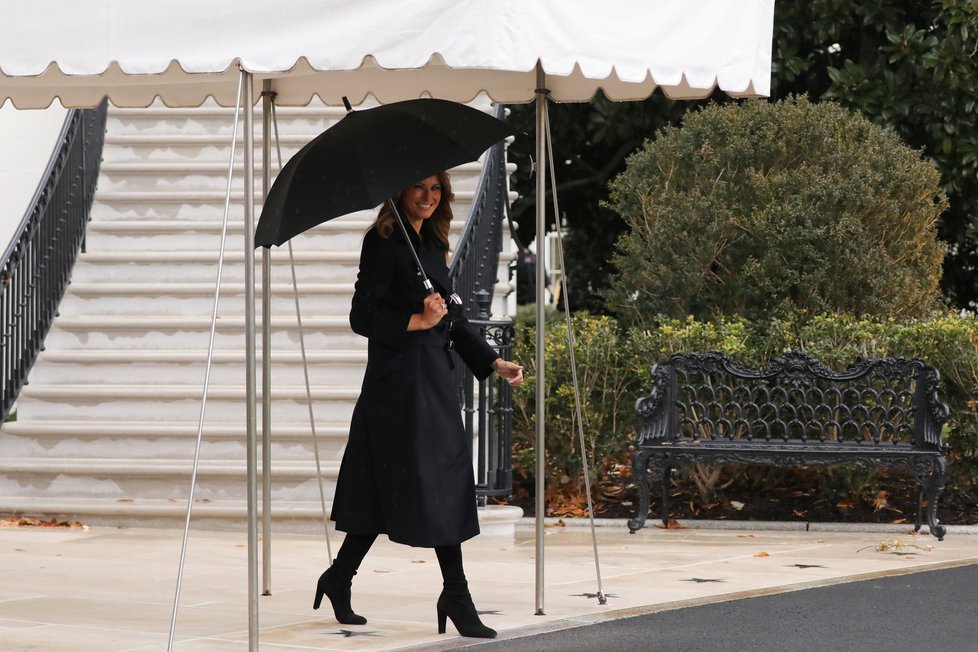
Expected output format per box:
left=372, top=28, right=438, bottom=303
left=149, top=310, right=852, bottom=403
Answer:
left=1, top=102, right=107, bottom=422
left=448, top=117, right=510, bottom=319
left=463, top=290, right=515, bottom=503
left=448, top=105, right=515, bottom=501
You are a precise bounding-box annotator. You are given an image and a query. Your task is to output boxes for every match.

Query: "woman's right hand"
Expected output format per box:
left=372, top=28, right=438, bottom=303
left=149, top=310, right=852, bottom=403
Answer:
left=408, top=292, right=449, bottom=331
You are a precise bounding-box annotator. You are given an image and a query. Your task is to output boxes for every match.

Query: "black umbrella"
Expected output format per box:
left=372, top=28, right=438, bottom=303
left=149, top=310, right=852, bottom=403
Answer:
left=254, top=97, right=515, bottom=249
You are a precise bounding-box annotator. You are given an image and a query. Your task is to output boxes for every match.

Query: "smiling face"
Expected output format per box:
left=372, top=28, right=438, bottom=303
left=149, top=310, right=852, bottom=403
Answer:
left=399, top=176, right=442, bottom=230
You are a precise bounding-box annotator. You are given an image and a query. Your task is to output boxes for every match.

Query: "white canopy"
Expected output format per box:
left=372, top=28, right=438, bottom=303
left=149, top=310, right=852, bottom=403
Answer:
left=0, top=1, right=776, bottom=642
left=0, top=0, right=774, bottom=109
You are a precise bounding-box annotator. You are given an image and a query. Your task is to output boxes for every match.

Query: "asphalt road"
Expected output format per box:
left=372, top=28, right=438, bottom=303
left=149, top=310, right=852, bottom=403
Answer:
left=475, top=563, right=978, bottom=652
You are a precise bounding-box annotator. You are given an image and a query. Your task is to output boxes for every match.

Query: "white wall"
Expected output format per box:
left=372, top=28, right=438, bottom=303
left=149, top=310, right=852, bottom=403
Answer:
left=0, top=104, right=69, bottom=252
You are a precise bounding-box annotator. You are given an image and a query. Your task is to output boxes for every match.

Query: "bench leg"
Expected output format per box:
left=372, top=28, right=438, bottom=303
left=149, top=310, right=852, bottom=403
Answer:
left=660, top=464, right=672, bottom=527
left=627, top=449, right=654, bottom=533
left=916, top=458, right=947, bottom=541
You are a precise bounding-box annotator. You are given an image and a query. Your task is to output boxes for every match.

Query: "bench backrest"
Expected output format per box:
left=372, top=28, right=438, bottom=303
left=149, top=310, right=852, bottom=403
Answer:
left=635, top=351, right=948, bottom=450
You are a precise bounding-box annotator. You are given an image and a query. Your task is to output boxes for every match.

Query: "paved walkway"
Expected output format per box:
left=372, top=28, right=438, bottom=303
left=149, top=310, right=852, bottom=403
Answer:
left=0, top=520, right=975, bottom=650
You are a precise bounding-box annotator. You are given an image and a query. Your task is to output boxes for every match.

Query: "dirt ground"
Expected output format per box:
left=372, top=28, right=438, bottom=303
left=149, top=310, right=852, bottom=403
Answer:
left=501, top=465, right=978, bottom=526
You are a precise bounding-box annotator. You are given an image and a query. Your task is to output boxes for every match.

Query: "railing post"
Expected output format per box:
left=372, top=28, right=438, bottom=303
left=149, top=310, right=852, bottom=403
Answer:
left=468, top=289, right=515, bottom=502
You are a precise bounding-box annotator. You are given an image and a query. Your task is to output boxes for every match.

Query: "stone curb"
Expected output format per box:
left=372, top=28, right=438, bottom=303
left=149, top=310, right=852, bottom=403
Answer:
left=517, top=516, right=978, bottom=535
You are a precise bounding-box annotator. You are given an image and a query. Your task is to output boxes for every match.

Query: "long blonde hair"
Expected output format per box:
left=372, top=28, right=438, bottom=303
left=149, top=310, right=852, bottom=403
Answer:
left=372, top=171, right=455, bottom=250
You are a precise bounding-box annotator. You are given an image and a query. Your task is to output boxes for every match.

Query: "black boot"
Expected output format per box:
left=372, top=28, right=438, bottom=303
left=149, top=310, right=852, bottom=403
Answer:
left=436, top=580, right=496, bottom=638
left=313, top=565, right=367, bottom=625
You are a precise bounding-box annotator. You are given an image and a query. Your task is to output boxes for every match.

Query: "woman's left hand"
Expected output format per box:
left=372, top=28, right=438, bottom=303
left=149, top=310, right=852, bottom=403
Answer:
left=492, top=358, right=523, bottom=387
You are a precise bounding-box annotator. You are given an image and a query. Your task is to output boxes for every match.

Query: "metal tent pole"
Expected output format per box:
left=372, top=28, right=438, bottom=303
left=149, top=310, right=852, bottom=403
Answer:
left=543, top=108, right=606, bottom=605
left=260, top=79, right=273, bottom=597
left=534, top=63, right=547, bottom=617
left=242, top=69, right=260, bottom=651
left=165, top=68, right=244, bottom=652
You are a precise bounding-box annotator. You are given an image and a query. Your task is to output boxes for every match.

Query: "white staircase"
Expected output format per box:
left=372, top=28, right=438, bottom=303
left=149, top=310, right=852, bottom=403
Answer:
left=0, top=100, right=513, bottom=531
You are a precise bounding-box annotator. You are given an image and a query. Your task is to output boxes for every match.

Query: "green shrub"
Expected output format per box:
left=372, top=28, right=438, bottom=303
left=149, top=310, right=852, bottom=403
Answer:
left=511, top=313, right=642, bottom=490
left=510, top=310, right=978, bottom=511
left=604, top=96, right=947, bottom=328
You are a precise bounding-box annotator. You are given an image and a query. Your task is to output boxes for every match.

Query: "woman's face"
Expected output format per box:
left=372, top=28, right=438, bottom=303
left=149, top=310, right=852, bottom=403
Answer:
left=400, top=176, right=442, bottom=224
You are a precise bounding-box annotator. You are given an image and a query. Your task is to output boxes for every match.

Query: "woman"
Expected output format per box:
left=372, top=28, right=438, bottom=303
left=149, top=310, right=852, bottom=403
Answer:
left=316, top=172, right=523, bottom=639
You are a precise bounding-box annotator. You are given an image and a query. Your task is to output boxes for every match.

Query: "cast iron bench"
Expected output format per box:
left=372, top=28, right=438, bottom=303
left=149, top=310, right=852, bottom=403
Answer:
left=627, top=351, right=950, bottom=539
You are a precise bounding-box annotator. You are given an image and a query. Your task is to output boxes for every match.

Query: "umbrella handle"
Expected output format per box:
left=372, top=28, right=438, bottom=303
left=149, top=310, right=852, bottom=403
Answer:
left=388, top=198, right=435, bottom=296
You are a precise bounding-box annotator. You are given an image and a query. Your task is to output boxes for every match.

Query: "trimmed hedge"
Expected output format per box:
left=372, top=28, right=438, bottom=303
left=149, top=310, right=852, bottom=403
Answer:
left=603, top=97, right=947, bottom=327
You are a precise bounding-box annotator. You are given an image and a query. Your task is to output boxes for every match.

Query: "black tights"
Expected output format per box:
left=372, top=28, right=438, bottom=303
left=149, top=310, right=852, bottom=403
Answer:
left=333, top=533, right=466, bottom=584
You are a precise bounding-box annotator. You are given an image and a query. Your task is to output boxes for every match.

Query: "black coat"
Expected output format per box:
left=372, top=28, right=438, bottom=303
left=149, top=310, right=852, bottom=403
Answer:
left=330, top=218, right=498, bottom=547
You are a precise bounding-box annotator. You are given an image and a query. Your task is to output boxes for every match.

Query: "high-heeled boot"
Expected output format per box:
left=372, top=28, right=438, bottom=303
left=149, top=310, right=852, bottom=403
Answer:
left=436, top=580, right=496, bottom=638
left=313, top=565, right=367, bottom=625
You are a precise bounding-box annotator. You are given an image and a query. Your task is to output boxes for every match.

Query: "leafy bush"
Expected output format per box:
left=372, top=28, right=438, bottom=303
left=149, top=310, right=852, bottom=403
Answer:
left=604, top=96, right=947, bottom=327
left=511, top=313, right=642, bottom=490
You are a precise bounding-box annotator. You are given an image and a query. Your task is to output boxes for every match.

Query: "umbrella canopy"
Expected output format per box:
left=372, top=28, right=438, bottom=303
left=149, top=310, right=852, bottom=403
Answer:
left=255, top=98, right=515, bottom=247
left=0, top=0, right=774, bottom=109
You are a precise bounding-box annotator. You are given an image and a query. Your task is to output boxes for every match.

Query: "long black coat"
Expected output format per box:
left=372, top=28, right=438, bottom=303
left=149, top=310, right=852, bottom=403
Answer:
left=330, top=218, right=498, bottom=547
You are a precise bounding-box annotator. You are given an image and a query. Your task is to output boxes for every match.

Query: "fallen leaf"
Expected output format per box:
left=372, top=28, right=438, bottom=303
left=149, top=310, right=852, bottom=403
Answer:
left=754, top=551, right=770, bottom=557
left=412, top=560, right=426, bottom=564
left=1, top=517, right=87, bottom=529
left=872, top=491, right=888, bottom=511
left=737, top=534, right=756, bottom=539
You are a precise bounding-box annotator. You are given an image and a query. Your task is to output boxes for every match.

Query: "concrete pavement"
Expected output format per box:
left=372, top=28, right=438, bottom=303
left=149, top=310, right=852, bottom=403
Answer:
left=0, top=519, right=975, bottom=650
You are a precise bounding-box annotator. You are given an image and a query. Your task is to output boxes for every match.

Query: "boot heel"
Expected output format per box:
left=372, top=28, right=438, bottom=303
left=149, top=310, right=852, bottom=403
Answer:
left=312, top=573, right=326, bottom=610
left=436, top=583, right=496, bottom=638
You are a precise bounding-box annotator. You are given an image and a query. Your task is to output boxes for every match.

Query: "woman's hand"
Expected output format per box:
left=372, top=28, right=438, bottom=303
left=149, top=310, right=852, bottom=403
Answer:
left=492, top=358, right=524, bottom=386
left=408, top=292, right=448, bottom=331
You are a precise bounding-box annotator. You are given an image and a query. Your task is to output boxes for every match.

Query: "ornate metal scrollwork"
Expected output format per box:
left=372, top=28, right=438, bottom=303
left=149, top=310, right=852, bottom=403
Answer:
left=629, top=351, right=949, bottom=539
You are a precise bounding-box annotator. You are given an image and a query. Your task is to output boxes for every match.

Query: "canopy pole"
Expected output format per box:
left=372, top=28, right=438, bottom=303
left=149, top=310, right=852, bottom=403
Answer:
left=543, top=108, right=606, bottom=606
left=534, top=62, right=548, bottom=617
left=242, top=69, right=260, bottom=652
left=260, top=80, right=274, bottom=597
left=165, top=68, right=245, bottom=652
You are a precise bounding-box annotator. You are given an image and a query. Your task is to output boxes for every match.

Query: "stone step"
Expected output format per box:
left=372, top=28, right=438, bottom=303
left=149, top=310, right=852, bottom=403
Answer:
left=58, top=281, right=356, bottom=316
left=72, top=250, right=362, bottom=283
left=0, top=496, right=521, bottom=536
left=0, top=420, right=351, bottom=461
left=97, top=159, right=486, bottom=177
left=86, top=193, right=492, bottom=223
left=92, top=187, right=482, bottom=206
left=43, top=315, right=360, bottom=350
left=28, top=348, right=367, bottom=385
left=83, top=217, right=377, bottom=251
left=95, top=161, right=486, bottom=193
left=57, top=280, right=511, bottom=317
left=15, top=384, right=362, bottom=422
left=0, top=418, right=351, bottom=440
left=71, top=249, right=516, bottom=284
left=0, top=457, right=338, bottom=502
left=105, top=111, right=346, bottom=138
left=0, top=496, right=337, bottom=532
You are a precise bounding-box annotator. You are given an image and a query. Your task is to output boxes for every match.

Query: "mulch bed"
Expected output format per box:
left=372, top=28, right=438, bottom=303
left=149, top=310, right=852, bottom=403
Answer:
left=500, top=466, right=978, bottom=526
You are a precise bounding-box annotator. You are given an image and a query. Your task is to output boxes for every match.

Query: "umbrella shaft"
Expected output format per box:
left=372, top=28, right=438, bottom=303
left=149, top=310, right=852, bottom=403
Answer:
left=389, top=198, right=434, bottom=295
